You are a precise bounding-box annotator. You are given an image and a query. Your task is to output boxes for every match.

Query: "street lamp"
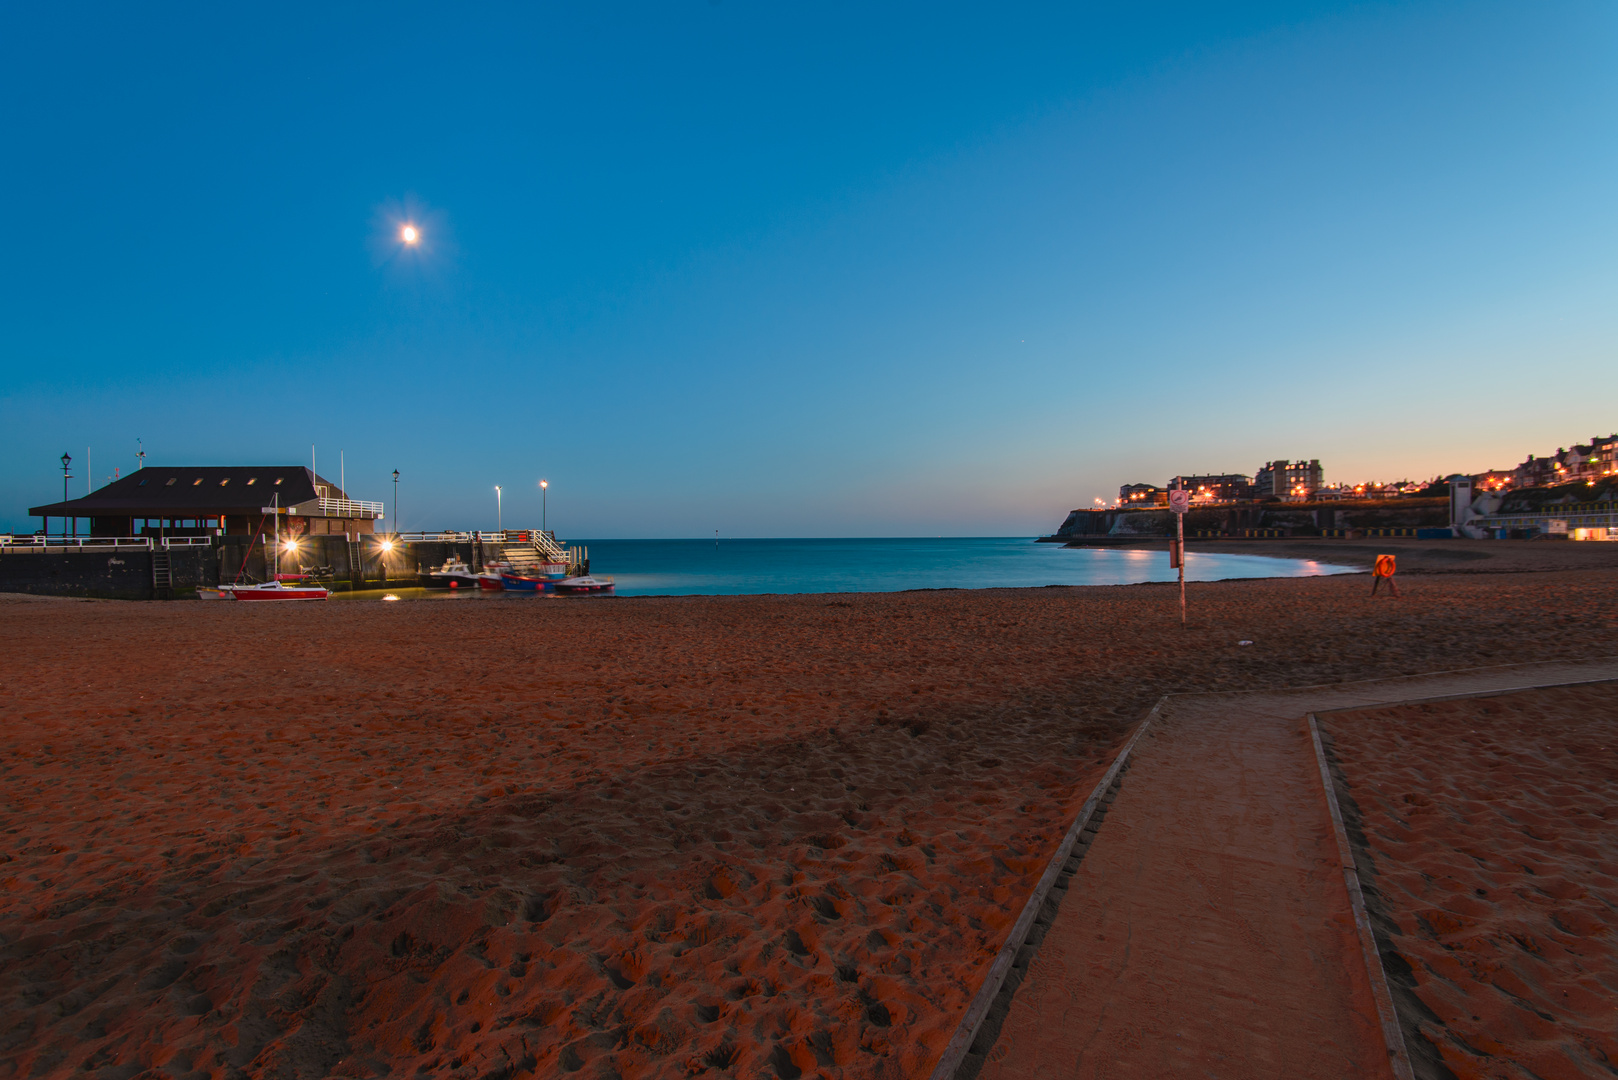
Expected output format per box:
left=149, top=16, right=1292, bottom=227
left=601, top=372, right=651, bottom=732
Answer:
left=392, top=470, right=400, bottom=536
left=495, top=485, right=503, bottom=533
left=539, top=479, right=548, bottom=533
left=60, top=453, right=73, bottom=537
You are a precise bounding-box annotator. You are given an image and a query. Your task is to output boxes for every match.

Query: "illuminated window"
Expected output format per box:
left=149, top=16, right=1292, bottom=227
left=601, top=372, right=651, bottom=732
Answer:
left=246, top=478, right=257, bottom=485
left=274, top=478, right=283, bottom=485
left=219, top=478, right=230, bottom=486
left=193, top=478, right=203, bottom=486
left=165, top=477, right=177, bottom=486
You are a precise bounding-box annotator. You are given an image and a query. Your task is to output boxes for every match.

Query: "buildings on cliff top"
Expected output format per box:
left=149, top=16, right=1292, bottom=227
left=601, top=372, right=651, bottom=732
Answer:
left=1108, top=432, right=1616, bottom=510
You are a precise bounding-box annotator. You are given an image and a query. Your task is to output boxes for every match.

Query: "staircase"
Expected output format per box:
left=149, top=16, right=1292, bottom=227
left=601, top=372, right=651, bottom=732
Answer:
left=495, top=533, right=574, bottom=574
left=151, top=551, right=173, bottom=594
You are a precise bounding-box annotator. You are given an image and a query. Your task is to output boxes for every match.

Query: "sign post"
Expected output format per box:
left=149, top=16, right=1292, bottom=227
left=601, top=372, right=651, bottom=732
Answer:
left=1169, top=479, right=1189, bottom=625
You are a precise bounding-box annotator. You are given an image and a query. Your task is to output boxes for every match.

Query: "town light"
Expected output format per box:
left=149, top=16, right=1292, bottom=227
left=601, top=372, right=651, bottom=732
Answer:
left=380, top=539, right=394, bottom=553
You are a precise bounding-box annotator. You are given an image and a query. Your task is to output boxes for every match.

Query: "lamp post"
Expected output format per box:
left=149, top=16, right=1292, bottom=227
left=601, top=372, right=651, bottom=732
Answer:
left=60, top=453, right=73, bottom=537
left=495, top=486, right=503, bottom=533
left=540, top=479, right=548, bottom=532
left=392, top=470, right=400, bottom=536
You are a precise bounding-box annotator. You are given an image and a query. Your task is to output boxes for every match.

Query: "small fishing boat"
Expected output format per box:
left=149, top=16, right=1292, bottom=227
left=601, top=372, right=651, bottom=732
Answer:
left=553, top=575, right=615, bottom=596
left=427, top=557, right=480, bottom=589
left=196, top=586, right=230, bottom=601
left=499, top=571, right=546, bottom=592
left=477, top=562, right=510, bottom=590
left=224, top=580, right=330, bottom=601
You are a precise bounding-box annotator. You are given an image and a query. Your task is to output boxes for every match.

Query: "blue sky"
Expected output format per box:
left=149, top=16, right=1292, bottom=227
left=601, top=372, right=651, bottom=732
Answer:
left=2, top=2, right=1614, bottom=536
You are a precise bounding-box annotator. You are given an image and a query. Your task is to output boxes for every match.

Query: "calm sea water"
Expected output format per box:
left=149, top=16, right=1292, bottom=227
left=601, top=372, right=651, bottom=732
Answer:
left=552, top=537, right=1353, bottom=597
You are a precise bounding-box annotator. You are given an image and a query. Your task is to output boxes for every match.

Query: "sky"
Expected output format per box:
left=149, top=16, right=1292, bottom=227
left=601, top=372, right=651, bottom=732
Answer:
left=2, top=1, right=1614, bottom=537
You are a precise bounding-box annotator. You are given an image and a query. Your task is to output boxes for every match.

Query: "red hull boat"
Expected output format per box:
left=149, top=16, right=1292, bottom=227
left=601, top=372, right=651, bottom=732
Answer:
left=224, top=581, right=330, bottom=601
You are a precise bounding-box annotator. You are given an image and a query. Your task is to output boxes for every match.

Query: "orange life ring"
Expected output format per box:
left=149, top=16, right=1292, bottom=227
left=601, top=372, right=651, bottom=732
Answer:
left=1374, top=554, right=1396, bottom=577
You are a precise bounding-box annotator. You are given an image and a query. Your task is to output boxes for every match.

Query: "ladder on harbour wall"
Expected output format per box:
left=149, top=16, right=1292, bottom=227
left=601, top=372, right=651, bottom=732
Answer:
left=348, top=538, right=364, bottom=590
left=151, top=551, right=173, bottom=595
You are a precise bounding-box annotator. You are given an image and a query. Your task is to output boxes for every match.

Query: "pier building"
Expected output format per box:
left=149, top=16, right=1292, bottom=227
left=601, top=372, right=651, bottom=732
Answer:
left=27, top=466, right=383, bottom=538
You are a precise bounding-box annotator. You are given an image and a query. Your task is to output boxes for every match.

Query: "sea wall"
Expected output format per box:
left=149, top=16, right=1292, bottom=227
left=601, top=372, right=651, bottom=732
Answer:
left=0, top=548, right=216, bottom=600
left=0, top=536, right=495, bottom=599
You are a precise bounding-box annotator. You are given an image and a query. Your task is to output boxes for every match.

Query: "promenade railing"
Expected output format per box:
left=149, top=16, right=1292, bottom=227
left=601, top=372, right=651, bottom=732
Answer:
left=0, top=535, right=214, bottom=552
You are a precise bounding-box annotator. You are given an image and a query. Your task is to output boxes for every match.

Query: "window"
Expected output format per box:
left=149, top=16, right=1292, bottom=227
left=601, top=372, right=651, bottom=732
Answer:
left=246, top=477, right=257, bottom=486
left=219, top=478, right=230, bottom=486
left=139, top=478, right=148, bottom=486
left=192, top=478, right=203, bottom=486
left=274, top=477, right=283, bottom=485
left=165, top=477, right=177, bottom=486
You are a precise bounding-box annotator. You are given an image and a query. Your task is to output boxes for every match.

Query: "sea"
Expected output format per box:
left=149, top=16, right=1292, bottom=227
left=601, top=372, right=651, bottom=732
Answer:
left=558, top=537, right=1352, bottom=597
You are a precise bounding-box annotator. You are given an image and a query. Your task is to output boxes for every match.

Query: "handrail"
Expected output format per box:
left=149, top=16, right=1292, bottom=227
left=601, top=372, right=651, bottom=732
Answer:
left=315, top=497, right=385, bottom=517
left=1, top=536, right=156, bottom=551
left=388, top=529, right=567, bottom=546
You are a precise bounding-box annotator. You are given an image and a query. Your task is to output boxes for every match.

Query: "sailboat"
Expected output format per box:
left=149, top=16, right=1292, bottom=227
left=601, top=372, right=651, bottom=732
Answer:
left=220, top=494, right=330, bottom=601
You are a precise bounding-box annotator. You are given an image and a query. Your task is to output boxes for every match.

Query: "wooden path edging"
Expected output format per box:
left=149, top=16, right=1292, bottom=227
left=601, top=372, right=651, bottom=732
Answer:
left=1307, top=713, right=1416, bottom=1080
left=926, top=697, right=1165, bottom=1080
left=1306, top=670, right=1618, bottom=1080
left=929, top=658, right=1618, bottom=1080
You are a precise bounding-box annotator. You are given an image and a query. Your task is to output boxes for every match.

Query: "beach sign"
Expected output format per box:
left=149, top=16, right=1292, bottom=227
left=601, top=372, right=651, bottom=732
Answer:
left=1170, top=480, right=1188, bottom=624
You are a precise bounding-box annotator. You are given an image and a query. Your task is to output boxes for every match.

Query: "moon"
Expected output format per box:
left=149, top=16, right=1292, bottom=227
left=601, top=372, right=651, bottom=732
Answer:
left=400, top=224, right=419, bottom=245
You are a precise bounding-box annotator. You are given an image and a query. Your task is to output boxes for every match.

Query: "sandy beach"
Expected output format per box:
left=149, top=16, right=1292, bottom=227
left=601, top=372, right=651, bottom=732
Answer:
left=1322, top=685, right=1618, bottom=1080
left=3, top=568, right=1617, bottom=1078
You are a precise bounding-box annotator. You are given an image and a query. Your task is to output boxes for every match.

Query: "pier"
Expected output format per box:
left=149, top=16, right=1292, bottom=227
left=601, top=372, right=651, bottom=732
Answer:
left=0, top=530, right=586, bottom=600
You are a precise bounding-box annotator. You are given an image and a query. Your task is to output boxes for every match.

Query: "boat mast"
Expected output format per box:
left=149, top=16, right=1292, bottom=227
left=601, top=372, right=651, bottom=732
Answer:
left=272, top=492, right=279, bottom=580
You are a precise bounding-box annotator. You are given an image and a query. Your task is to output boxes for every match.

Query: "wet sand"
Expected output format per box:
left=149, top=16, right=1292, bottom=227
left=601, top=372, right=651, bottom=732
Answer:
left=1081, top=537, right=1618, bottom=576
left=3, top=569, right=1617, bottom=1079
left=1322, top=685, right=1618, bottom=1080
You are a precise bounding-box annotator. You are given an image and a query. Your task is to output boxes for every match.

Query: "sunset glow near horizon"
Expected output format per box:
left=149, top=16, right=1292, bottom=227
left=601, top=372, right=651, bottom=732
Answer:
left=1, top=3, right=1614, bottom=537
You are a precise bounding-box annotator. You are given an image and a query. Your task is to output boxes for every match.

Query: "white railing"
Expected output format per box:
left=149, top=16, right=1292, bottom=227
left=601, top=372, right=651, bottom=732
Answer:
left=0, top=535, right=216, bottom=551
left=316, top=497, right=385, bottom=518
left=5, top=536, right=139, bottom=551
left=388, top=529, right=565, bottom=547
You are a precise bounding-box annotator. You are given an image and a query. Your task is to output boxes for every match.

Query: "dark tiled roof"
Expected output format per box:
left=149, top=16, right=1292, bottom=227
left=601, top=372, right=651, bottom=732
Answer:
left=29, top=467, right=341, bottom=517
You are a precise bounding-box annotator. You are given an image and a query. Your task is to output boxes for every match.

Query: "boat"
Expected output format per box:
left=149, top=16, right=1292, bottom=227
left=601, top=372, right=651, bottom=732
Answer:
left=224, top=580, right=330, bottom=601
left=196, top=587, right=230, bottom=601
left=499, top=571, right=546, bottom=592
left=477, top=562, right=510, bottom=590
left=212, top=494, right=329, bottom=601
left=426, top=557, right=480, bottom=589
left=553, top=575, right=615, bottom=596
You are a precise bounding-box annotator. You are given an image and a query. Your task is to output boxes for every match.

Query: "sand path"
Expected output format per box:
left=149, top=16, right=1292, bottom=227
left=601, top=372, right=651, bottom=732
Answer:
left=972, top=659, right=1618, bottom=1080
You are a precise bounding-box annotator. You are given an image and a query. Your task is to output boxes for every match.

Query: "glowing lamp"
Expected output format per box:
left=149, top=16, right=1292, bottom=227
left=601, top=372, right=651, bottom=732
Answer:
left=400, top=225, right=419, bottom=245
